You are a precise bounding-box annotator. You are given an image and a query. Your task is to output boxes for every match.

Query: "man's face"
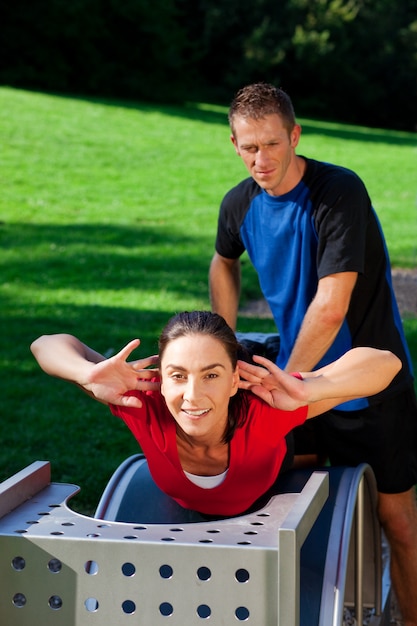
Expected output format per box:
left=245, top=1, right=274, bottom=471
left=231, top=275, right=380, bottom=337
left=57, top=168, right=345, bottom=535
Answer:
left=231, top=113, right=302, bottom=196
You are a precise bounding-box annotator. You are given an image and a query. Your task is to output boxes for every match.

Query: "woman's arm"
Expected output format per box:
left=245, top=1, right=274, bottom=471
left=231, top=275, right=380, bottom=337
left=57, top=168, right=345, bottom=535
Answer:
left=31, top=334, right=107, bottom=380
left=30, top=334, right=159, bottom=407
left=238, top=347, right=402, bottom=417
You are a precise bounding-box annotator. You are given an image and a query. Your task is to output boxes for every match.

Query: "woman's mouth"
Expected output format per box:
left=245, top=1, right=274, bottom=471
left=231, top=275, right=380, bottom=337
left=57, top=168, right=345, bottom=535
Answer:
left=182, top=408, right=210, bottom=418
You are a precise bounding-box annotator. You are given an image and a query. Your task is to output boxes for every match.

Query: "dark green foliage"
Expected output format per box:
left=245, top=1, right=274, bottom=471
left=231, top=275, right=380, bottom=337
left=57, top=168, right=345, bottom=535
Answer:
left=1, top=0, right=417, bottom=128
left=0, top=0, right=191, bottom=102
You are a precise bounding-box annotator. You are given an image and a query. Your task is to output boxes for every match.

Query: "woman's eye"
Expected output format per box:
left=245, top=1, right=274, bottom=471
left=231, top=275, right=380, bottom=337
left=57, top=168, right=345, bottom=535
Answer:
left=206, top=373, right=218, bottom=379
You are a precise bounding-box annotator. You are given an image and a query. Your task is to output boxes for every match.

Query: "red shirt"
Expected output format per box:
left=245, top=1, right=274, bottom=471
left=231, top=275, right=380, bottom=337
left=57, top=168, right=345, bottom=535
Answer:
left=110, top=392, right=307, bottom=516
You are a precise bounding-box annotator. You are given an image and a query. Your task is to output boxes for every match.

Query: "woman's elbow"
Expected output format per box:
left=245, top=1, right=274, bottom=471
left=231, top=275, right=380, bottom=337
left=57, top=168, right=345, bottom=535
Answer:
left=388, top=352, right=402, bottom=379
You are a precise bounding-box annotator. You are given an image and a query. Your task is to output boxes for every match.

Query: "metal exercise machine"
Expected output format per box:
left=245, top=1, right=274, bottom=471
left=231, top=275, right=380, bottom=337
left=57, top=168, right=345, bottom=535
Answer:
left=0, top=456, right=391, bottom=625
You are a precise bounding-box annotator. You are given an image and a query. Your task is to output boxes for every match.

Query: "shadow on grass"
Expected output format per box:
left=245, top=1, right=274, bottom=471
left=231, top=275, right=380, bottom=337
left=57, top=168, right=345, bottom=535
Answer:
left=0, top=221, right=213, bottom=298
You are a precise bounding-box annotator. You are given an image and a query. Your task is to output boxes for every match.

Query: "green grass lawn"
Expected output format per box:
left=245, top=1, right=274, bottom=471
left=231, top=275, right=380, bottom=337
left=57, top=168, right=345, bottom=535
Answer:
left=1, top=87, right=416, bottom=513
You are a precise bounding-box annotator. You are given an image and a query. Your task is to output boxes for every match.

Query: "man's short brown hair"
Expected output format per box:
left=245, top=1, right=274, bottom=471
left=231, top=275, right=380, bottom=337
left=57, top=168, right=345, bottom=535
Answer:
left=229, top=83, right=296, bottom=136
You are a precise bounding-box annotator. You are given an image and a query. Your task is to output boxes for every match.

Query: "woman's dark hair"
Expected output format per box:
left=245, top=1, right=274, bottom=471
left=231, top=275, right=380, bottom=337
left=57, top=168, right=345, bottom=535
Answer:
left=159, top=311, right=249, bottom=443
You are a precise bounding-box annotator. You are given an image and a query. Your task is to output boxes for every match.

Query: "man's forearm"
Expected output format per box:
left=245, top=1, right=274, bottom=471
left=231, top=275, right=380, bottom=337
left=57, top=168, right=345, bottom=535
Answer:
left=285, top=312, right=342, bottom=372
left=285, top=272, right=357, bottom=372
left=209, top=253, right=241, bottom=330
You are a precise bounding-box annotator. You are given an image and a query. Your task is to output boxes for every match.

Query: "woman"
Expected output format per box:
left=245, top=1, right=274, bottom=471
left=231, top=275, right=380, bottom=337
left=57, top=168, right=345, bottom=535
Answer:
left=31, top=311, right=401, bottom=516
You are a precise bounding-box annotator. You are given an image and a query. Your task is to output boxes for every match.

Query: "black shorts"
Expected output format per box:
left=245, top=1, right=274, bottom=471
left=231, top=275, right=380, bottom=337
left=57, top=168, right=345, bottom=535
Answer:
left=292, top=385, right=417, bottom=494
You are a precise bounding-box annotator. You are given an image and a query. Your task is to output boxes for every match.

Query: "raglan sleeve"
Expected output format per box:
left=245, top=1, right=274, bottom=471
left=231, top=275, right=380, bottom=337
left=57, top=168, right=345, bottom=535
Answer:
left=214, top=183, right=251, bottom=259
left=109, top=390, right=152, bottom=432
left=314, top=168, right=372, bottom=279
left=249, top=390, right=308, bottom=441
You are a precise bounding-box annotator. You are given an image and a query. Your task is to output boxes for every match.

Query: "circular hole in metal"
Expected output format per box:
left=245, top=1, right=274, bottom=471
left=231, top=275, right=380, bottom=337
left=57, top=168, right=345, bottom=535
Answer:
left=48, top=504, right=61, bottom=508
left=122, top=562, right=136, bottom=577
left=159, top=564, right=173, bottom=579
left=85, top=560, right=99, bottom=575
left=235, top=606, right=250, bottom=620
left=243, top=530, right=258, bottom=535
left=50, top=531, right=64, bottom=536
left=61, top=522, right=75, bottom=527
left=257, top=513, right=270, bottom=517
left=132, top=526, right=147, bottom=531
left=122, top=600, right=136, bottom=614
left=161, top=537, right=175, bottom=542
left=159, top=602, right=174, bottom=616
left=235, top=568, right=250, bottom=583
left=49, top=595, right=63, bottom=610
left=197, top=566, right=211, bottom=581
left=197, top=604, right=211, bottom=618
left=14, top=529, right=27, bottom=534
left=37, top=512, right=51, bottom=516
left=250, top=522, right=264, bottom=526
left=86, top=533, right=100, bottom=538
left=123, top=535, right=138, bottom=540
left=198, top=539, right=213, bottom=544
left=237, top=541, right=251, bottom=545
left=97, top=523, right=111, bottom=528
left=13, top=593, right=27, bottom=608
left=169, top=527, right=184, bottom=532
left=206, top=529, right=220, bottom=534
left=48, top=558, right=62, bottom=573
left=11, top=556, right=26, bottom=571
left=85, top=598, right=99, bottom=612
left=26, top=520, right=39, bottom=524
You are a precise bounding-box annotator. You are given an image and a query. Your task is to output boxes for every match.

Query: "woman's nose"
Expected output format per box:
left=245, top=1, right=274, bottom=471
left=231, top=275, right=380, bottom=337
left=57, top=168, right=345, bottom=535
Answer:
left=183, top=378, right=200, bottom=402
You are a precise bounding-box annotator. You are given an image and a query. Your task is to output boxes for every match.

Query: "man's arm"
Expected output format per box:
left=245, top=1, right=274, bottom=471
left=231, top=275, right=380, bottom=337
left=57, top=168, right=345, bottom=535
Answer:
left=209, top=252, right=241, bottom=330
left=285, top=271, right=358, bottom=372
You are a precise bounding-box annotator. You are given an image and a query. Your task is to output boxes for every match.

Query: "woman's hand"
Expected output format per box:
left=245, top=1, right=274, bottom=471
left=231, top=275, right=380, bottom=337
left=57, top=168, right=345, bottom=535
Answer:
left=238, top=355, right=307, bottom=411
left=84, top=339, right=160, bottom=407
left=238, top=347, right=402, bottom=418
left=31, top=333, right=162, bottom=409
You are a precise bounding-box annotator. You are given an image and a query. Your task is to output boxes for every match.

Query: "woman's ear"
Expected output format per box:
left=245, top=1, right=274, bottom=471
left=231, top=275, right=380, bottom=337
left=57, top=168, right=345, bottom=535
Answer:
left=230, top=366, right=240, bottom=397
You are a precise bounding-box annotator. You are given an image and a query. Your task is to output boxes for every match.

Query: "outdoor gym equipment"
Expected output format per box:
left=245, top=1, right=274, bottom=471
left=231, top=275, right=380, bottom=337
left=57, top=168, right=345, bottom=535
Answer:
left=0, top=456, right=391, bottom=625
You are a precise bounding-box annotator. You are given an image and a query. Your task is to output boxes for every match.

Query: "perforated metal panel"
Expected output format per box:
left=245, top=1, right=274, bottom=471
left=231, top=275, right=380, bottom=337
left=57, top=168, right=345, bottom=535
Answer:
left=0, top=462, right=328, bottom=625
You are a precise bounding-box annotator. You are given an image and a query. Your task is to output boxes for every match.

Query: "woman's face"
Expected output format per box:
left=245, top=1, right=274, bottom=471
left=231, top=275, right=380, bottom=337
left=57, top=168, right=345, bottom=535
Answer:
left=160, top=334, right=239, bottom=444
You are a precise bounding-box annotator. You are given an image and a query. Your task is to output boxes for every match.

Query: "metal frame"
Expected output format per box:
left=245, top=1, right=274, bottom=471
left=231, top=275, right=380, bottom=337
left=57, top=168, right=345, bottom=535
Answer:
left=0, top=461, right=328, bottom=625
left=318, top=464, right=391, bottom=626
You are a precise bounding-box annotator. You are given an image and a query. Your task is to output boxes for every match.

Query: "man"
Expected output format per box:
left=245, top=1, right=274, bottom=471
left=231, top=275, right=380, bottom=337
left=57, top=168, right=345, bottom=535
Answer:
left=209, top=82, right=417, bottom=625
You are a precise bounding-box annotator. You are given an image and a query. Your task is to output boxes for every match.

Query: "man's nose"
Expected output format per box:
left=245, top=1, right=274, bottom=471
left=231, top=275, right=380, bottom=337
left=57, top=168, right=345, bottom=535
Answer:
left=255, top=147, right=269, bottom=166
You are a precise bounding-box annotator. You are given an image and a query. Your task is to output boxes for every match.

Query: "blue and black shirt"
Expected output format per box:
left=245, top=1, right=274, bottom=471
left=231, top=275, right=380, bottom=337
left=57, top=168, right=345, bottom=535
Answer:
left=215, top=157, right=413, bottom=409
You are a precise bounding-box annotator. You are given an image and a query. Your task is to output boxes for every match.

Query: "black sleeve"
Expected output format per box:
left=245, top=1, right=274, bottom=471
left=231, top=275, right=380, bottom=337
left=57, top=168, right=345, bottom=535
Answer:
left=311, top=165, right=372, bottom=279
left=214, top=178, right=261, bottom=259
